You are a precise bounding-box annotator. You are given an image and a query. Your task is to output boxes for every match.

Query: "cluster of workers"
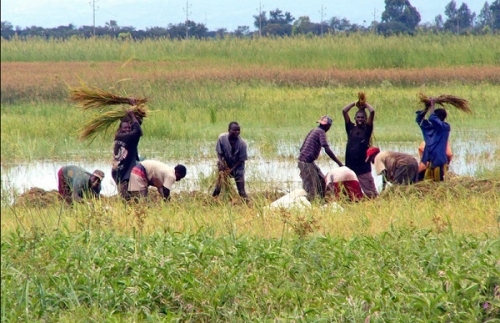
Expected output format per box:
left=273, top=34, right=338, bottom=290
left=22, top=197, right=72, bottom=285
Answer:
left=57, top=96, right=452, bottom=204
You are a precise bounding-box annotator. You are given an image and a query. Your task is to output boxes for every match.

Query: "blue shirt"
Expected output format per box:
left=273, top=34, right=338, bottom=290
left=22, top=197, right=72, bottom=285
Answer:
left=416, top=111, right=450, bottom=167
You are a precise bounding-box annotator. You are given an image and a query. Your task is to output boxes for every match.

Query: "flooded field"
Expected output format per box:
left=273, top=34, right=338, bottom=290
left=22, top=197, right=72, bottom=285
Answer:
left=1, top=137, right=498, bottom=202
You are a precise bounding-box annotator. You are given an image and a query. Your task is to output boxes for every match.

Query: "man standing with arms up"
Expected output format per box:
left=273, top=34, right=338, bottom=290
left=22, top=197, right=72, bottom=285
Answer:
left=342, top=95, right=378, bottom=198
left=416, top=98, right=451, bottom=181
left=298, top=115, right=343, bottom=202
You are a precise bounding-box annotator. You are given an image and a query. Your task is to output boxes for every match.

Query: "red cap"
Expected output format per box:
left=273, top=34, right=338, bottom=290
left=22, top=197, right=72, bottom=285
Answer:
left=365, top=147, right=380, bottom=162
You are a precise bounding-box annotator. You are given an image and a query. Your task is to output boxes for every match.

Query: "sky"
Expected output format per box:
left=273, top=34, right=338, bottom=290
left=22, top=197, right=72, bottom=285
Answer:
left=1, top=0, right=485, bottom=32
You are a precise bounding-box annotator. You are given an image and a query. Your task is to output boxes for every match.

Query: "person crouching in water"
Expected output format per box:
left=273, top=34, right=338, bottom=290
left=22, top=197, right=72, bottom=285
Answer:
left=324, top=166, right=363, bottom=202
left=58, top=166, right=105, bottom=204
left=212, top=121, right=249, bottom=202
left=128, top=160, right=187, bottom=201
left=298, top=115, right=343, bottom=202
left=365, top=147, right=419, bottom=191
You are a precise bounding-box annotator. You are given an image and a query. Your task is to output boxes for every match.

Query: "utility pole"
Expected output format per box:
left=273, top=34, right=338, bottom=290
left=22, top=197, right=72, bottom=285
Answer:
left=183, top=1, right=192, bottom=39
left=257, top=2, right=264, bottom=37
left=319, top=5, right=326, bottom=36
left=373, top=8, right=377, bottom=33
left=89, top=0, right=99, bottom=36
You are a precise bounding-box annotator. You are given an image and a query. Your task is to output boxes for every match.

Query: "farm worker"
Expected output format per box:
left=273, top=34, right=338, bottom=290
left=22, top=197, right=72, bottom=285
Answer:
left=417, top=141, right=453, bottom=181
left=324, top=166, right=363, bottom=202
left=366, top=147, right=419, bottom=191
left=57, top=166, right=104, bottom=203
left=415, top=98, right=451, bottom=181
left=342, top=97, right=378, bottom=198
left=212, top=121, right=249, bottom=201
left=128, top=160, right=187, bottom=200
left=112, top=109, right=143, bottom=200
left=298, top=115, right=343, bottom=202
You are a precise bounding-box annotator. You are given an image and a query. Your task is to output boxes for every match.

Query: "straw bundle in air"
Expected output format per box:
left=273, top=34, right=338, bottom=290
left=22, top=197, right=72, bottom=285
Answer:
left=419, top=93, right=471, bottom=113
left=69, top=83, right=147, bottom=110
left=355, top=91, right=366, bottom=108
left=78, top=105, right=148, bottom=141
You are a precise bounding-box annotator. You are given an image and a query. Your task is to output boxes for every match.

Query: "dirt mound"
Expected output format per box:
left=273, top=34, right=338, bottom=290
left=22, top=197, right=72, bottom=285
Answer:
left=15, top=187, right=61, bottom=207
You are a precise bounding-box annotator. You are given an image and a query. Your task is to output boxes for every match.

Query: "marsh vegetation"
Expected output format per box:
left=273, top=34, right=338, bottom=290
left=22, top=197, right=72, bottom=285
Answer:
left=1, top=34, right=499, bottom=321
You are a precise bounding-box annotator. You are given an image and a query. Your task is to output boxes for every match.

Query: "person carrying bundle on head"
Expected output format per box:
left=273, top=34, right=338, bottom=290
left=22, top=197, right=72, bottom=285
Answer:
left=57, top=166, right=105, bottom=204
left=416, top=98, right=451, bottom=182
left=342, top=92, right=378, bottom=198
left=112, top=108, right=143, bottom=200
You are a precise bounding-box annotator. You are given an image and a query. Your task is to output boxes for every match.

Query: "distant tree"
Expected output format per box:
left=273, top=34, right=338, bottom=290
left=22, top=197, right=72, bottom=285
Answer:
left=477, top=2, right=494, bottom=29
left=215, top=28, right=227, bottom=38
left=443, top=1, right=476, bottom=33
left=253, top=11, right=268, bottom=31
left=268, top=9, right=294, bottom=25
left=490, top=0, right=500, bottom=29
left=435, top=14, right=445, bottom=30
left=1, top=21, right=16, bottom=39
left=167, top=21, right=207, bottom=39
left=292, top=16, right=313, bottom=34
left=233, top=26, right=250, bottom=37
left=261, top=23, right=292, bottom=37
left=378, top=0, right=421, bottom=35
left=145, top=26, right=169, bottom=38
left=105, top=20, right=119, bottom=32
left=254, top=8, right=294, bottom=36
left=329, top=16, right=353, bottom=32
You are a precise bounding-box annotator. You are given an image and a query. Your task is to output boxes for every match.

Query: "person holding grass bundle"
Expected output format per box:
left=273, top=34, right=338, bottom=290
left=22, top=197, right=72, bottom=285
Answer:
left=416, top=98, right=451, bottom=182
left=112, top=109, right=143, bottom=199
left=365, top=147, right=419, bottom=191
left=128, top=160, right=187, bottom=201
left=342, top=93, right=378, bottom=198
left=57, top=165, right=104, bottom=204
left=212, top=121, right=249, bottom=201
left=298, top=115, right=344, bottom=202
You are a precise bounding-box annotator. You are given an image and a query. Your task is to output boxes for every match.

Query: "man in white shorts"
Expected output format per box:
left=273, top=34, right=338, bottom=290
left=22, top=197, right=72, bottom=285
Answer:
left=128, top=160, right=187, bottom=200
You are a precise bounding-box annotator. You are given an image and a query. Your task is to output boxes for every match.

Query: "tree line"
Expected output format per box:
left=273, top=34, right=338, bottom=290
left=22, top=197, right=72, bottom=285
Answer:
left=2, top=0, right=500, bottom=40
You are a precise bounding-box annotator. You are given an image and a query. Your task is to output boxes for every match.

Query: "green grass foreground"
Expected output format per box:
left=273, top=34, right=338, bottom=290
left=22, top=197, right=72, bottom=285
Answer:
left=1, top=227, right=499, bottom=322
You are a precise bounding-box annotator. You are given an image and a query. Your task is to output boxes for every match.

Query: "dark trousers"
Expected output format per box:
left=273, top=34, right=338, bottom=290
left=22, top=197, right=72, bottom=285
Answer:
left=298, top=161, right=325, bottom=201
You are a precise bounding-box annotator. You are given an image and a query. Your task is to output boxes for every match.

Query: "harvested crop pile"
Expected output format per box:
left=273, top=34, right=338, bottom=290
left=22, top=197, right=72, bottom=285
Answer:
left=382, top=176, right=499, bottom=199
left=15, top=188, right=60, bottom=207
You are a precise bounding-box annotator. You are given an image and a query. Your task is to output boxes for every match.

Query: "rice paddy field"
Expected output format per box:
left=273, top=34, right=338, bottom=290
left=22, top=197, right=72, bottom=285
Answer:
left=1, top=34, right=500, bottom=322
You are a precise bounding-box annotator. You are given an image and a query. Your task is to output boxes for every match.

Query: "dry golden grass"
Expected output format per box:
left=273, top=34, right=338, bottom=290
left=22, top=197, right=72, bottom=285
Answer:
left=2, top=62, right=500, bottom=102
left=419, top=93, right=471, bottom=113
left=8, top=177, right=499, bottom=238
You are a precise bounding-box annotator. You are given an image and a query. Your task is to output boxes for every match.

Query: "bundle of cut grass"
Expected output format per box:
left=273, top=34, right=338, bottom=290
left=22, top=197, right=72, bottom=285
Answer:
left=212, top=166, right=239, bottom=202
left=419, top=93, right=471, bottom=113
left=355, top=91, right=366, bottom=108
left=69, top=83, right=147, bottom=110
left=78, top=105, right=148, bottom=141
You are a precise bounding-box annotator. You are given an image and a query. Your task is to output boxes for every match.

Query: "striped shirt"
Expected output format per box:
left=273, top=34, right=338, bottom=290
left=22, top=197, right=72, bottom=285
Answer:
left=298, top=127, right=329, bottom=163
